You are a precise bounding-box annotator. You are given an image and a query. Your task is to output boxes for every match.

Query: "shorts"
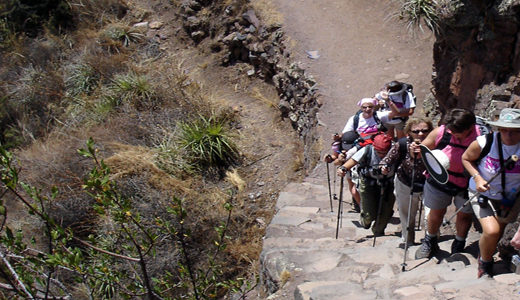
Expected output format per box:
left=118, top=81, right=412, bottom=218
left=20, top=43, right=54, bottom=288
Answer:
left=423, top=181, right=472, bottom=214
left=383, top=119, right=405, bottom=131
left=470, top=190, right=520, bottom=223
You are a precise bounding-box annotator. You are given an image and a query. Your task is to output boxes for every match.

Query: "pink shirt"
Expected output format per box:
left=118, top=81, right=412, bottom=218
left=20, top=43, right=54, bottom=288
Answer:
left=434, top=125, right=480, bottom=188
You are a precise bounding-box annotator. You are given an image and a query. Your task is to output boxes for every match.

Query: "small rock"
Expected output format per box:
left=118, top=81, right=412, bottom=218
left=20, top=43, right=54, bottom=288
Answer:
left=257, top=181, right=265, bottom=186
left=242, top=9, right=260, bottom=28
left=395, top=73, right=410, bottom=80
left=133, top=22, right=149, bottom=28
left=149, top=21, right=164, bottom=29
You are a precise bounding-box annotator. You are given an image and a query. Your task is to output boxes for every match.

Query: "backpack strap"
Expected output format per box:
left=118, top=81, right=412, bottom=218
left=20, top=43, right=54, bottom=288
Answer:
left=373, top=111, right=382, bottom=126
left=435, top=129, right=452, bottom=150
left=353, top=110, right=362, bottom=132
left=435, top=129, right=468, bottom=150
left=358, top=145, right=373, bottom=175
left=478, top=133, right=494, bottom=162
left=395, top=137, right=408, bottom=168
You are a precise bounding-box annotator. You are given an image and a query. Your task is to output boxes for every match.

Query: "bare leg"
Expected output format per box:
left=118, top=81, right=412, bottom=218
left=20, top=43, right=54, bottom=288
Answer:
left=348, top=178, right=360, bottom=205
left=426, top=208, right=447, bottom=235
left=455, top=211, right=473, bottom=239
left=478, top=216, right=507, bottom=261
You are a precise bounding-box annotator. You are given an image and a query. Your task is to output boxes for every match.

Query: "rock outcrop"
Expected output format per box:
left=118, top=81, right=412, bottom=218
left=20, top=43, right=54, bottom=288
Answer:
left=432, top=0, right=520, bottom=118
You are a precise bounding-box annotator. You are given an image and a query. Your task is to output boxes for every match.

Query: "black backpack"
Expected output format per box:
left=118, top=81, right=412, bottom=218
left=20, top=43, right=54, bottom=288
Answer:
left=436, top=116, right=493, bottom=151
left=435, top=119, right=493, bottom=178
left=385, top=83, right=416, bottom=109
left=353, top=110, right=387, bottom=132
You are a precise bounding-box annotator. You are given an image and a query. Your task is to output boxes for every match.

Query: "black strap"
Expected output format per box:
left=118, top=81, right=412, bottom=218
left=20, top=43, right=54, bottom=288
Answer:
left=478, top=133, right=494, bottom=162
left=497, top=132, right=506, bottom=195
left=435, top=128, right=471, bottom=151
left=354, top=110, right=385, bottom=133
left=395, top=137, right=408, bottom=168
left=353, top=110, right=362, bottom=132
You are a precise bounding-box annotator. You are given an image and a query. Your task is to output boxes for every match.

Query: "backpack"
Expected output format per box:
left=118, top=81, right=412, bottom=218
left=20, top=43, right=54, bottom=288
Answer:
left=435, top=116, right=493, bottom=178
left=385, top=83, right=416, bottom=109
left=357, top=145, right=387, bottom=180
left=436, top=116, right=493, bottom=150
left=353, top=110, right=387, bottom=133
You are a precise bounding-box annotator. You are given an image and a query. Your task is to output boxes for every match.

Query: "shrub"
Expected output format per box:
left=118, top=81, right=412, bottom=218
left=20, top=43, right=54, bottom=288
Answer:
left=392, top=0, right=440, bottom=37
left=65, top=62, right=100, bottom=96
left=1, top=0, right=74, bottom=36
left=178, top=111, right=240, bottom=171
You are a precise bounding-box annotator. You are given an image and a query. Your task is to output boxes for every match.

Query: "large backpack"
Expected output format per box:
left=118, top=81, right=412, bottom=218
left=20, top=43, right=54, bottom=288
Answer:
left=353, top=110, right=387, bottom=133
left=385, top=83, right=416, bottom=109
left=436, top=116, right=492, bottom=150
left=435, top=116, right=493, bottom=178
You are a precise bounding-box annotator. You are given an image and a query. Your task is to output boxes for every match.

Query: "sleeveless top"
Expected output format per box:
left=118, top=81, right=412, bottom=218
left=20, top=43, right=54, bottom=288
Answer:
left=469, top=132, right=520, bottom=200
left=434, top=125, right=479, bottom=188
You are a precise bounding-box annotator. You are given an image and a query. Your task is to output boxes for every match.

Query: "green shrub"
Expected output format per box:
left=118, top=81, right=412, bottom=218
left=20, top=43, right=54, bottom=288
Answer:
left=102, top=24, right=144, bottom=47
left=394, top=0, right=440, bottom=36
left=65, top=63, right=100, bottom=96
left=178, top=112, right=240, bottom=171
left=1, top=0, right=74, bottom=37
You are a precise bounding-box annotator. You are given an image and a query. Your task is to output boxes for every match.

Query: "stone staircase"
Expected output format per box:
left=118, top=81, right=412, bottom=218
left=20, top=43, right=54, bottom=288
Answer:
left=259, top=162, right=520, bottom=299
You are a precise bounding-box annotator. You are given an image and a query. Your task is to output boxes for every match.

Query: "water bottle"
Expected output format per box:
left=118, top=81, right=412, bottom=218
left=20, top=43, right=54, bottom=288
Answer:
left=331, top=134, right=341, bottom=154
left=511, top=254, right=520, bottom=274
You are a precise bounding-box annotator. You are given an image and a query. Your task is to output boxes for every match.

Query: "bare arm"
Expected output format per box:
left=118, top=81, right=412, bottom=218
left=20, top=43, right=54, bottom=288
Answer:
left=397, top=107, right=415, bottom=117
left=462, top=140, right=488, bottom=192
left=386, top=100, right=400, bottom=120
left=337, top=158, right=359, bottom=177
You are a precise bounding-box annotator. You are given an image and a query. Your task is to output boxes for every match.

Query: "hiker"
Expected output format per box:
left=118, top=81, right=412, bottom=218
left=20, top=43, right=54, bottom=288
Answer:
left=376, top=81, right=416, bottom=140
left=461, top=108, right=520, bottom=278
left=337, top=133, right=396, bottom=236
left=325, top=97, right=399, bottom=211
left=380, top=117, right=433, bottom=246
left=414, top=108, right=480, bottom=259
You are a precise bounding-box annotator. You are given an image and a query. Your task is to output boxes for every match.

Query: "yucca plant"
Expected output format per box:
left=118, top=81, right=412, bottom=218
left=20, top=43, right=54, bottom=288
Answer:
left=103, top=24, right=144, bottom=46
left=395, top=0, right=440, bottom=36
left=178, top=112, right=239, bottom=170
left=65, top=62, right=100, bottom=96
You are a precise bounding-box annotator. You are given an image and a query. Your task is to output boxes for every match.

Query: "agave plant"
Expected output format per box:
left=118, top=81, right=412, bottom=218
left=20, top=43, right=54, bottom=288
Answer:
left=395, top=0, right=441, bottom=36
left=178, top=113, right=239, bottom=170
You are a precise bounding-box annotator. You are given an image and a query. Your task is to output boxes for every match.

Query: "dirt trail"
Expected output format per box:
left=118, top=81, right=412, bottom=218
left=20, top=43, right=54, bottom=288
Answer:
left=272, top=0, right=435, bottom=155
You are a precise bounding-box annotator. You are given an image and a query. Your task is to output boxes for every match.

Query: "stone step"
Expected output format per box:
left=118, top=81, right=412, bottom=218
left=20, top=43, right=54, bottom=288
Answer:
left=260, top=164, right=520, bottom=299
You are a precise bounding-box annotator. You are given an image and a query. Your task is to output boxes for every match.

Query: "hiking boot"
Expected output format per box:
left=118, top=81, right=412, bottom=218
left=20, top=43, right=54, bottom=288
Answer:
left=415, top=235, right=438, bottom=259
left=350, top=200, right=360, bottom=213
left=451, top=238, right=466, bottom=254
left=477, top=256, right=493, bottom=278
left=359, top=215, right=371, bottom=229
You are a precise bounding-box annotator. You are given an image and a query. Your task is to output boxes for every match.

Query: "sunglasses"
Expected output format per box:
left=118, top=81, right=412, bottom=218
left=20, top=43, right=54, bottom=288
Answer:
left=361, top=106, right=373, bottom=109
left=411, top=129, right=430, bottom=134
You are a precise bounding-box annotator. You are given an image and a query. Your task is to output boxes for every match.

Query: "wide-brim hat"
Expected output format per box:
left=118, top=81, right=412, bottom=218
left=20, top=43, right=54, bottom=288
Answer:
left=487, top=108, right=520, bottom=128
left=420, top=145, right=450, bottom=184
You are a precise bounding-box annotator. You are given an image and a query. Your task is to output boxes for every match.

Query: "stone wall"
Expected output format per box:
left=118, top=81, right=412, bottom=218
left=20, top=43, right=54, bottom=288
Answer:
left=179, top=0, right=321, bottom=172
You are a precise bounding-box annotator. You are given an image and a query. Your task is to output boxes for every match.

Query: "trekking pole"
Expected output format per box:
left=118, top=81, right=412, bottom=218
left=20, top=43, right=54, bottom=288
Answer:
left=443, top=154, right=518, bottom=227
left=335, top=166, right=346, bottom=239
left=417, top=199, right=423, bottom=231
left=402, top=154, right=418, bottom=272
left=373, top=176, right=387, bottom=247
left=326, top=156, right=333, bottom=212
left=333, top=166, right=337, bottom=200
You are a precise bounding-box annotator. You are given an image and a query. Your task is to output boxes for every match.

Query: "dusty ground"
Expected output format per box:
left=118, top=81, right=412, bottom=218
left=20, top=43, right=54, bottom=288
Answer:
left=272, top=0, right=435, bottom=157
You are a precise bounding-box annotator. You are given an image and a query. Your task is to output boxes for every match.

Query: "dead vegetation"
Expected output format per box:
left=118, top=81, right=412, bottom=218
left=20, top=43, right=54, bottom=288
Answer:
left=0, top=0, right=302, bottom=298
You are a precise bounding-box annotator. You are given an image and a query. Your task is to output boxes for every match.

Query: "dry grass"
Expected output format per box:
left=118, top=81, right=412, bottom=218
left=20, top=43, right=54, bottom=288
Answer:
left=250, top=0, right=283, bottom=26
left=251, top=86, right=278, bottom=108
left=226, top=168, right=246, bottom=191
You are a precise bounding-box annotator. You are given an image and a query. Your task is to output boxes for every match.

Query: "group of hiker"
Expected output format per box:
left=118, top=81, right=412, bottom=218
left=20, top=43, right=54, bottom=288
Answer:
left=323, top=80, right=520, bottom=278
